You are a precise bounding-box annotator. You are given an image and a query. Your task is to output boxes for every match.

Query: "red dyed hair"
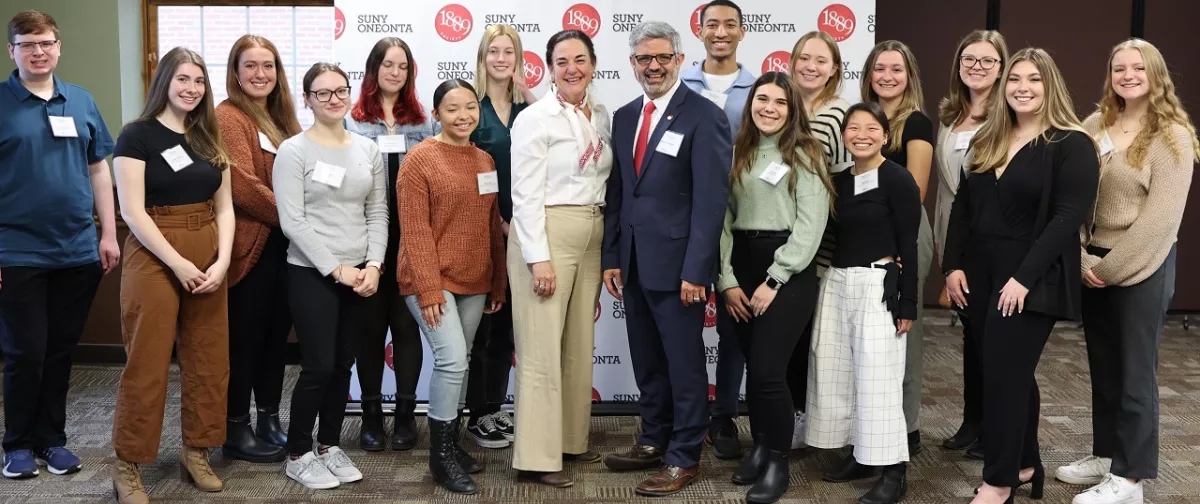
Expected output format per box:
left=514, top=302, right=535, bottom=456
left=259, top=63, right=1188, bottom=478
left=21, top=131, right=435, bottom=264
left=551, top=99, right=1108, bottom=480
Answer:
left=350, top=37, right=425, bottom=126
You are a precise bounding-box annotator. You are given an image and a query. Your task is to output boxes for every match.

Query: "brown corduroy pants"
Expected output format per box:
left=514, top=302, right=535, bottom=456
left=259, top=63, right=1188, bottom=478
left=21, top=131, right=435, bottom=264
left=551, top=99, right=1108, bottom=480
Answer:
left=112, top=201, right=229, bottom=463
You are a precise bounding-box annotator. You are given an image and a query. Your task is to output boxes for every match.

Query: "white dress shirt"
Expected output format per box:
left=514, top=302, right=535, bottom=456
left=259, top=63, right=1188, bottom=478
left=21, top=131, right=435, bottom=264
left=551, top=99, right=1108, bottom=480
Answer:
left=510, top=93, right=614, bottom=264
left=633, top=77, right=684, bottom=158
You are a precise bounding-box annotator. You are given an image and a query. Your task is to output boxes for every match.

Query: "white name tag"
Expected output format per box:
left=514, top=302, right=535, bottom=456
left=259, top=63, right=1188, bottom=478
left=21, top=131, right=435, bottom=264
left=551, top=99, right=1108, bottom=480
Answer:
left=954, top=130, right=976, bottom=151
left=377, top=134, right=407, bottom=153
left=759, top=161, right=788, bottom=186
left=477, top=171, right=499, bottom=195
left=258, top=132, right=277, bottom=154
left=655, top=130, right=684, bottom=157
left=161, top=145, right=194, bottom=172
left=1097, top=131, right=1115, bottom=156
left=48, top=116, right=78, bottom=138
left=313, top=161, right=347, bottom=188
left=699, top=89, right=728, bottom=109
left=853, top=169, right=879, bottom=196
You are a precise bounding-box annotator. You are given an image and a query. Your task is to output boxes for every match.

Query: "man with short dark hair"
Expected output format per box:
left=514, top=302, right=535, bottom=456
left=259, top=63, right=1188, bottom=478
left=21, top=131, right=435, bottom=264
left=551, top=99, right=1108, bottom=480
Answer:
left=1, top=9, right=119, bottom=480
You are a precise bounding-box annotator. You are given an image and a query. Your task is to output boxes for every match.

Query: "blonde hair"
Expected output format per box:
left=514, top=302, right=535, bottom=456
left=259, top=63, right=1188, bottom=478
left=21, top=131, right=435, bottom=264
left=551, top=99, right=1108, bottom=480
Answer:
left=861, top=40, right=925, bottom=152
left=474, top=24, right=527, bottom=105
left=790, top=30, right=843, bottom=112
left=970, top=47, right=1089, bottom=173
left=938, top=30, right=1009, bottom=127
left=1096, top=38, right=1200, bottom=169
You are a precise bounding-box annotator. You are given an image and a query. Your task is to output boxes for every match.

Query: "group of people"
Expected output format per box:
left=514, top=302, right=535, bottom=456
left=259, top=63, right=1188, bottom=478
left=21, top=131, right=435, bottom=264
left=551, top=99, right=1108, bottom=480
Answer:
left=1, top=3, right=1195, bottom=504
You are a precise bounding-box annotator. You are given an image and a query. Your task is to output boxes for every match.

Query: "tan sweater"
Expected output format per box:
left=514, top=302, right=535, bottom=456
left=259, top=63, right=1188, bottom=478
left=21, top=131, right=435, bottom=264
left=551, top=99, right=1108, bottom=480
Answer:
left=1080, top=113, right=1196, bottom=286
left=396, top=138, right=506, bottom=307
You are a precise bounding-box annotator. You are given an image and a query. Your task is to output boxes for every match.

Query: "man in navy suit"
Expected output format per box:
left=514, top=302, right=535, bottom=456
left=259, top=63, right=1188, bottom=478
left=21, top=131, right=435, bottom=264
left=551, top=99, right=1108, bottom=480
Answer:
left=600, top=21, right=732, bottom=496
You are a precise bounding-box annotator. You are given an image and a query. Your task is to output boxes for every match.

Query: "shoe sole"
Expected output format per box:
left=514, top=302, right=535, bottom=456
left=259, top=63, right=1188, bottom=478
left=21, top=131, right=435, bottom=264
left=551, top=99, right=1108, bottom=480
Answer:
left=287, top=471, right=340, bottom=489
left=635, top=483, right=692, bottom=497
left=359, top=442, right=386, bottom=452
left=3, top=467, right=39, bottom=479
left=500, top=432, right=516, bottom=442
left=334, top=473, right=364, bottom=483
left=1055, top=472, right=1105, bottom=485
left=470, top=433, right=511, bottom=449
left=35, top=458, right=80, bottom=475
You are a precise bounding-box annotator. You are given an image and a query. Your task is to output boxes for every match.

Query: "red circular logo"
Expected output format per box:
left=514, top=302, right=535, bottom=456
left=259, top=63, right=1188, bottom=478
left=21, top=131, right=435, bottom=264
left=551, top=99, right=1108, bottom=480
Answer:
left=384, top=341, right=394, bottom=370
left=761, top=50, right=791, bottom=75
left=707, top=383, right=717, bottom=402
left=562, top=4, right=601, bottom=39
left=818, top=4, right=856, bottom=42
left=523, top=50, right=546, bottom=90
left=690, top=4, right=706, bottom=39
left=593, top=300, right=602, bottom=322
left=703, top=291, right=718, bottom=328
left=591, top=387, right=601, bottom=403
left=334, top=7, right=346, bottom=40
left=435, top=4, right=474, bottom=42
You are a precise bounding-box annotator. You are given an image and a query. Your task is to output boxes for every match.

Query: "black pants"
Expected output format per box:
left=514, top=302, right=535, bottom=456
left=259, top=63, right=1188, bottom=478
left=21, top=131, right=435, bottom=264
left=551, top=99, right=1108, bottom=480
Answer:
left=227, top=228, right=290, bottom=417
left=786, top=316, right=814, bottom=412
left=0, top=262, right=102, bottom=452
left=466, top=286, right=513, bottom=417
left=285, top=265, right=363, bottom=456
left=960, top=311, right=983, bottom=426
left=1082, top=245, right=1175, bottom=480
left=359, top=274, right=422, bottom=401
left=967, top=238, right=1056, bottom=487
left=729, top=233, right=819, bottom=452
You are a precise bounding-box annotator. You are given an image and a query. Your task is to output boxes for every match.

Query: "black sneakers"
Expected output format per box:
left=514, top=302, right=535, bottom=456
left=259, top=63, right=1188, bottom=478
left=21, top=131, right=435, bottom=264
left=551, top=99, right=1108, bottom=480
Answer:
left=466, top=414, right=510, bottom=449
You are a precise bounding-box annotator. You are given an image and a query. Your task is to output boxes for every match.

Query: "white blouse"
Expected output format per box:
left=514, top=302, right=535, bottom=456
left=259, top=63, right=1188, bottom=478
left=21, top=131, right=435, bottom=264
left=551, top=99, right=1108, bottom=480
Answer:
left=509, top=92, right=614, bottom=264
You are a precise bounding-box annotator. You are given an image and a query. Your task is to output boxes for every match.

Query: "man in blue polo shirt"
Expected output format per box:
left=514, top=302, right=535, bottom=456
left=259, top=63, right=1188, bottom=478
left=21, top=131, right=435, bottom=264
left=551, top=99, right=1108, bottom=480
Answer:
left=0, top=10, right=119, bottom=479
left=679, top=0, right=755, bottom=461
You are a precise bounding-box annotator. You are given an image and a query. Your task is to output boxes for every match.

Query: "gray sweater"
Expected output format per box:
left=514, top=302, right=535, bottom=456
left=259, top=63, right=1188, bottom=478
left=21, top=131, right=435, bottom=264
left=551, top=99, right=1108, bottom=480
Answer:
left=272, top=130, right=388, bottom=276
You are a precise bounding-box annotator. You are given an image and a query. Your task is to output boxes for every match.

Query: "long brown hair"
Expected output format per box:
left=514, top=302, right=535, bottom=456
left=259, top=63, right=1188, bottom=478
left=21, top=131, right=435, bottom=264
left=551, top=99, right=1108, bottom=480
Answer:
left=731, top=72, right=833, bottom=205
left=140, top=47, right=231, bottom=170
left=938, top=30, right=1009, bottom=127
left=1095, top=38, right=1200, bottom=169
left=224, top=35, right=301, bottom=148
left=789, top=30, right=843, bottom=112
left=861, top=40, right=925, bottom=153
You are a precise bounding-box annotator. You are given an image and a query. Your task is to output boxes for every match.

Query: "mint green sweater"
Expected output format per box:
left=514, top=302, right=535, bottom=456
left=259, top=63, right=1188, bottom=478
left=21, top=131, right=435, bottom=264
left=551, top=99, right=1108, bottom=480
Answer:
left=717, top=134, right=830, bottom=292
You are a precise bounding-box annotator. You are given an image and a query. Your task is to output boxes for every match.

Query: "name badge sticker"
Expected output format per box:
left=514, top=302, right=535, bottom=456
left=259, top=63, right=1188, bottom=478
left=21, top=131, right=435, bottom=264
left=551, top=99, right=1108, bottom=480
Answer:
left=161, top=145, right=194, bottom=172
left=258, top=132, right=278, bottom=154
left=656, top=130, right=684, bottom=157
left=377, top=134, right=407, bottom=153
left=48, top=116, right=79, bottom=138
left=853, top=169, right=879, bottom=196
left=759, top=161, right=788, bottom=186
left=954, top=130, right=976, bottom=151
left=1097, top=131, right=1115, bottom=156
left=477, top=171, right=499, bottom=195
left=313, top=161, right=347, bottom=188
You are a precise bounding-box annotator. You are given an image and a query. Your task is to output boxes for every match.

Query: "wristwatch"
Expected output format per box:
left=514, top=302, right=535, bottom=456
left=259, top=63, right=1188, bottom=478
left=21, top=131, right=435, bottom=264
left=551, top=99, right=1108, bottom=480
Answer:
left=765, top=276, right=783, bottom=290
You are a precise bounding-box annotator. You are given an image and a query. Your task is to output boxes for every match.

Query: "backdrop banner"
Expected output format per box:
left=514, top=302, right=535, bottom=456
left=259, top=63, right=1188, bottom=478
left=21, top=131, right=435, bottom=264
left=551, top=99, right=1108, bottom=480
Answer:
left=333, top=0, right=876, bottom=404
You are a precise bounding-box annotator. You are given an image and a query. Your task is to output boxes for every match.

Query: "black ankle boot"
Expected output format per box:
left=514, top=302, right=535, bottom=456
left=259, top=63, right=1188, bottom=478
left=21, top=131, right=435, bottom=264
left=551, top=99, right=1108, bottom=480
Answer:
left=429, top=418, right=478, bottom=494
left=452, top=412, right=484, bottom=474
left=747, top=450, right=789, bottom=503
left=823, top=452, right=875, bottom=482
left=222, top=415, right=286, bottom=463
left=942, top=421, right=980, bottom=450
left=732, top=437, right=769, bottom=485
left=858, top=463, right=907, bottom=504
left=359, top=399, right=386, bottom=452
left=391, top=398, right=417, bottom=451
left=255, top=406, right=287, bottom=447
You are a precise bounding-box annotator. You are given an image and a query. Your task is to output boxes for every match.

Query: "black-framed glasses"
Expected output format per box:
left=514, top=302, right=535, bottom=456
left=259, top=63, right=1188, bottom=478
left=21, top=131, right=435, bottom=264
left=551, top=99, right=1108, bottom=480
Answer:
left=14, top=40, right=59, bottom=52
left=633, top=53, right=677, bottom=67
left=309, top=86, right=351, bottom=102
left=960, top=55, right=1000, bottom=70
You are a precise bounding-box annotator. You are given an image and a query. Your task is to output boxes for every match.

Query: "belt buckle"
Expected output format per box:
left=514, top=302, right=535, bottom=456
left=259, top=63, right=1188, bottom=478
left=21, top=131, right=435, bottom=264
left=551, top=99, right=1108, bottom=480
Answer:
left=187, top=213, right=201, bottom=230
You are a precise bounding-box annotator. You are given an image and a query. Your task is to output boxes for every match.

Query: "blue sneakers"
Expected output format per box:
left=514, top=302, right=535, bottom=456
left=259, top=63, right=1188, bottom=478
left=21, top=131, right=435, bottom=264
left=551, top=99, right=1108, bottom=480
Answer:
left=3, top=449, right=39, bottom=479
left=37, top=447, right=82, bottom=475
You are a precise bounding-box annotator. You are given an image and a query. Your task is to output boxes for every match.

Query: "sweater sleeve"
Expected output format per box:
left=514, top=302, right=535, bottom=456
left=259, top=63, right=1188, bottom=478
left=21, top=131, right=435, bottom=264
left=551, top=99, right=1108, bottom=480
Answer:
left=767, top=170, right=830, bottom=283
left=941, top=168, right=971, bottom=273
left=363, top=140, right=389, bottom=265
left=1091, top=125, right=1195, bottom=285
left=811, top=104, right=851, bottom=171
left=888, top=165, right=922, bottom=321
left=273, top=140, right=341, bottom=276
left=218, top=106, right=280, bottom=225
left=396, top=152, right=447, bottom=307
left=716, top=202, right=738, bottom=292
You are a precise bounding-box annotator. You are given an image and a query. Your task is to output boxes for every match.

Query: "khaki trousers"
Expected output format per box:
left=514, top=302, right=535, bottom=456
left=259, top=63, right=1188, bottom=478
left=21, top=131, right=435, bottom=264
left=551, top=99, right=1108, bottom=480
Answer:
left=509, top=205, right=603, bottom=471
left=113, top=202, right=229, bottom=463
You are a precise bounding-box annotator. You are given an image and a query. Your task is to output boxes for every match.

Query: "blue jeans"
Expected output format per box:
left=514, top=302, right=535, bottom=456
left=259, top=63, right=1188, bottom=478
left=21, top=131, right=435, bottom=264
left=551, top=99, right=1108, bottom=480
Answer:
left=404, top=291, right=487, bottom=421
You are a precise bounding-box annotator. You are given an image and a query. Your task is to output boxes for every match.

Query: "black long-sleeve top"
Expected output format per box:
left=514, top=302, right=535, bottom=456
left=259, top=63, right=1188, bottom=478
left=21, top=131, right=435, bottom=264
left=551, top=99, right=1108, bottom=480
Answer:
left=830, top=159, right=922, bottom=320
left=942, top=129, right=1099, bottom=320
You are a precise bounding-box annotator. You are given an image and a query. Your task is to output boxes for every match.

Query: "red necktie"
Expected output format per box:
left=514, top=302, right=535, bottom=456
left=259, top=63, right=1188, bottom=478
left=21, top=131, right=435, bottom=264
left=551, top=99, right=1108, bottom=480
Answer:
left=633, top=101, right=656, bottom=176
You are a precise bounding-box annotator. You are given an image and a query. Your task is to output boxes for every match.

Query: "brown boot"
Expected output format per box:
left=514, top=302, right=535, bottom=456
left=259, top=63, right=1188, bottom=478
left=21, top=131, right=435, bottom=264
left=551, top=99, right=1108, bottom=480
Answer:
left=112, top=460, right=149, bottom=504
left=179, top=447, right=223, bottom=492
left=635, top=464, right=700, bottom=496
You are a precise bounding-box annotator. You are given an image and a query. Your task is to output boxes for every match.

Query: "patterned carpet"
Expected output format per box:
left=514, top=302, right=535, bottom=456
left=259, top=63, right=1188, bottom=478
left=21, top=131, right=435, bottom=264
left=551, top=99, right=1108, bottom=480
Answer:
left=2, top=311, right=1200, bottom=503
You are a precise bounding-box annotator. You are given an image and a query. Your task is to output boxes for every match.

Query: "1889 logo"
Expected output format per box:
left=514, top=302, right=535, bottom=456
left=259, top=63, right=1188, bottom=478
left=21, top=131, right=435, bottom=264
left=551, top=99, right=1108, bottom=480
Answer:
left=523, top=50, right=546, bottom=89
left=704, top=292, right=717, bottom=328
left=563, top=4, right=601, bottom=38
left=435, top=4, right=474, bottom=42
left=689, top=4, right=705, bottom=38
left=334, top=7, right=346, bottom=40
left=761, top=50, right=791, bottom=74
left=818, top=4, right=856, bottom=42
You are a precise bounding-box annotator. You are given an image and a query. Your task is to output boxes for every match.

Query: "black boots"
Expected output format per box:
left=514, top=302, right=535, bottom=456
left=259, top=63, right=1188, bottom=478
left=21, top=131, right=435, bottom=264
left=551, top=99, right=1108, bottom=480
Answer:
left=732, top=437, right=768, bottom=485
left=452, top=413, right=484, bottom=474
left=746, top=450, right=789, bottom=504
left=391, top=398, right=417, bottom=451
left=255, top=407, right=287, bottom=447
left=359, top=399, right=386, bottom=452
left=428, top=418, right=478, bottom=494
left=858, top=463, right=907, bottom=504
left=708, top=415, right=743, bottom=460
left=907, top=430, right=922, bottom=456
left=943, top=421, right=980, bottom=450
left=823, top=452, right=875, bottom=483
left=222, top=415, right=286, bottom=463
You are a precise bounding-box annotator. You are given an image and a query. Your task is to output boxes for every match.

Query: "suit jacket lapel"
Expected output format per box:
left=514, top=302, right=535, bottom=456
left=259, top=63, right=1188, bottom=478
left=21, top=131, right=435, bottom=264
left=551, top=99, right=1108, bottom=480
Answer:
left=635, top=86, right=688, bottom=186
left=617, top=99, right=641, bottom=183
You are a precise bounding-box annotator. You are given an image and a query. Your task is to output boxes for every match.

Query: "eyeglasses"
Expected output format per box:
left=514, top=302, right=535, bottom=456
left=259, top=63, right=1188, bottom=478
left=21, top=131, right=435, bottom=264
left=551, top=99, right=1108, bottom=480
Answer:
left=960, top=55, right=1000, bottom=70
left=309, top=87, right=351, bottom=102
left=13, top=40, right=59, bottom=52
left=632, top=53, right=677, bottom=67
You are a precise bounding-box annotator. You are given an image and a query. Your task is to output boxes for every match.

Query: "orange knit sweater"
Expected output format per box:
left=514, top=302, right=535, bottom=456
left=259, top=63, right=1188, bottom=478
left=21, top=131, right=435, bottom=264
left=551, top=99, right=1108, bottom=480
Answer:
left=396, top=138, right=507, bottom=307
left=216, top=101, right=282, bottom=286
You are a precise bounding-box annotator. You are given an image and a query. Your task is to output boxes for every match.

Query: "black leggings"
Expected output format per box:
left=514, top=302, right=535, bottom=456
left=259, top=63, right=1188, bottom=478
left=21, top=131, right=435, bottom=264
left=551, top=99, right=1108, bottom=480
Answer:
left=467, top=287, right=514, bottom=418
left=786, top=316, right=814, bottom=412
left=729, top=233, right=819, bottom=452
left=358, top=275, right=422, bottom=401
left=227, top=228, right=290, bottom=417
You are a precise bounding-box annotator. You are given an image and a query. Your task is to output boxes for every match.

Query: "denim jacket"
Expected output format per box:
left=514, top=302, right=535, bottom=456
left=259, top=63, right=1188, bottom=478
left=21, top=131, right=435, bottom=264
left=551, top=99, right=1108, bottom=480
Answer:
left=345, top=116, right=440, bottom=165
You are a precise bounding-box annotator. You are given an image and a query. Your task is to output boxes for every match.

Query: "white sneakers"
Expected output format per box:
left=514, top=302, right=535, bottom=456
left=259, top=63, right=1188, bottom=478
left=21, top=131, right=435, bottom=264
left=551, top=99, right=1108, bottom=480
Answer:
left=1056, top=456, right=1112, bottom=485
left=286, top=447, right=363, bottom=490
left=791, top=411, right=807, bottom=449
left=1071, top=474, right=1143, bottom=504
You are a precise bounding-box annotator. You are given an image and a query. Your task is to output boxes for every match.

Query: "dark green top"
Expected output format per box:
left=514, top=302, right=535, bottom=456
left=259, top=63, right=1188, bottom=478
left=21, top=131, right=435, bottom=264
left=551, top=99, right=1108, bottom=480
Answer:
left=470, top=95, right=530, bottom=222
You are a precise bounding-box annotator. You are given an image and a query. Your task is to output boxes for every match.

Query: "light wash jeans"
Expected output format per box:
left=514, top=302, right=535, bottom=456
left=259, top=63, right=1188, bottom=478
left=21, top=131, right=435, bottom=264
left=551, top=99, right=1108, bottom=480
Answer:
left=404, top=290, right=487, bottom=421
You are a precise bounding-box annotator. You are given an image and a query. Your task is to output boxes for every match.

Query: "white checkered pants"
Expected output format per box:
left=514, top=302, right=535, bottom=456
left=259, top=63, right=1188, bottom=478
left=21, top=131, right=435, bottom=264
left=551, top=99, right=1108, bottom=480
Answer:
left=805, top=265, right=909, bottom=466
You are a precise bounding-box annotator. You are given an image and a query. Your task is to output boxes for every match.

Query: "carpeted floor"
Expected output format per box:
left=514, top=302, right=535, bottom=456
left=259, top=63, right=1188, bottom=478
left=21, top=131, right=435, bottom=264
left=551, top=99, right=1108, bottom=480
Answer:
left=2, top=311, right=1200, bottom=503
